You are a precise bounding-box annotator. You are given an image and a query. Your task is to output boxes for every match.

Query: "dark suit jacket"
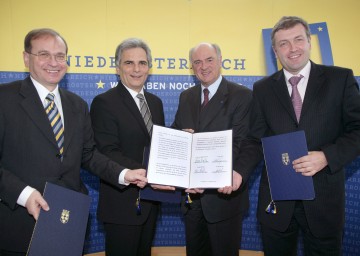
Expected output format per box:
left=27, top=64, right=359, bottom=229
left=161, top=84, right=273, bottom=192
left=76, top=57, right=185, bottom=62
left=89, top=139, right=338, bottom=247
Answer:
left=236, top=62, right=360, bottom=237
left=90, top=82, right=165, bottom=225
left=171, top=77, right=252, bottom=223
left=0, top=77, right=125, bottom=252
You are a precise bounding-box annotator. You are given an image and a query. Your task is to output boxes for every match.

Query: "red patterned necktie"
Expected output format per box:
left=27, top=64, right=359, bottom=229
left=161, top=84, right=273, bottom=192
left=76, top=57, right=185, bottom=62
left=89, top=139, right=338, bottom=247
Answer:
left=201, top=88, right=209, bottom=109
left=289, top=75, right=304, bottom=122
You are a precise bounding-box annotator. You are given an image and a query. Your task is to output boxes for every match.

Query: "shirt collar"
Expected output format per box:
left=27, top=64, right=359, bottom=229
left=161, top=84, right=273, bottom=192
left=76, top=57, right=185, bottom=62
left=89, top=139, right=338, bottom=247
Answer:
left=123, top=84, right=145, bottom=100
left=30, top=76, right=60, bottom=104
left=284, top=60, right=311, bottom=84
left=201, top=75, right=222, bottom=96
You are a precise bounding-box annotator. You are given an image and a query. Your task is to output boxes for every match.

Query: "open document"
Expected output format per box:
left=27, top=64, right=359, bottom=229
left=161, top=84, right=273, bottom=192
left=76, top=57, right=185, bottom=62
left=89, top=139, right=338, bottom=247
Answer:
left=147, top=125, right=233, bottom=188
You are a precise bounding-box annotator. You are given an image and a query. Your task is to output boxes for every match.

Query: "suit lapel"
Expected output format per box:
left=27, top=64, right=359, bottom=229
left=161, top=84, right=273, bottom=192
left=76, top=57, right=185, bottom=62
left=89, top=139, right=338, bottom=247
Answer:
left=117, top=83, right=150, bottom=138
left=144, top=91, right=160, bottom=125
left=60, top=90, right=76, bottom=152
left=189, top=85, right=202, bottom=131
left=271, top=71, right=298, bottom=123
left=301, top=63, right=325, bottom=119
left=199, top=78, right=228, bottom=131
left=271, top=62, right=325, bottom=124
left=19, top=77, right=58, bottom=148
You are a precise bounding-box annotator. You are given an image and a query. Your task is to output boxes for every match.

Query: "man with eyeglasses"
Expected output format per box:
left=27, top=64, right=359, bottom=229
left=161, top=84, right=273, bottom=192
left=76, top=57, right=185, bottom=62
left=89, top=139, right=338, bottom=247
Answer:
left=0, top=28, right=148, bottom=255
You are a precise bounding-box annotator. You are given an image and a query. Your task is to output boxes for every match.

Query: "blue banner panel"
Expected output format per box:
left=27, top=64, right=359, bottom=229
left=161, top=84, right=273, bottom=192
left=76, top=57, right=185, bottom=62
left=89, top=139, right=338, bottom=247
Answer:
left=1, top=72, right=359, bottom=256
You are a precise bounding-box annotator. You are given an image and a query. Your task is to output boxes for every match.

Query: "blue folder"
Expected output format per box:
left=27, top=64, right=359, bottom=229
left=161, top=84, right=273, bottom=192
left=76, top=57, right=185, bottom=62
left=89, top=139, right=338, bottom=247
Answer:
left=141, top=185, right=181, bottom=203
left=141, top=146, right=182, bottom=203
left=27, top=182, right=91, bottom=256
left=261, top=131, right=315, bottom=201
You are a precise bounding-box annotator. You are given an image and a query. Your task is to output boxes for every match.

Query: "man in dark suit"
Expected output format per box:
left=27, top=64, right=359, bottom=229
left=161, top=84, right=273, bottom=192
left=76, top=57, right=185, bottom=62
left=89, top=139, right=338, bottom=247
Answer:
left=0, top=29, right=147, bottom=256
left=90, top=38, right=165, bottom=256
left=171, top=42, right=252, bottom=256
left=236, top=16, right=360, bottom=255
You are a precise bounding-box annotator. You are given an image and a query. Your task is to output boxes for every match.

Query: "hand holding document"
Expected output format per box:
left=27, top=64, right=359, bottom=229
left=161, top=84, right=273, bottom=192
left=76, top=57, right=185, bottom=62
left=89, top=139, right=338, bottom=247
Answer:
left=261, top=130, right=315, bottom=201
left=146, top=125, right=233, bottom=188
left=27, top=183, right=91, bottom=256
left=141, top=146, right=182, bottom=203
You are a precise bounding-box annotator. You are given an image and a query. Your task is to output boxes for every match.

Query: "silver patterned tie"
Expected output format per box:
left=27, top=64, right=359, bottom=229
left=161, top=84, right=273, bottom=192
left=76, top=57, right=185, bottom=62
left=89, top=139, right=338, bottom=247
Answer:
left=136, top=93, right=153, bottom=135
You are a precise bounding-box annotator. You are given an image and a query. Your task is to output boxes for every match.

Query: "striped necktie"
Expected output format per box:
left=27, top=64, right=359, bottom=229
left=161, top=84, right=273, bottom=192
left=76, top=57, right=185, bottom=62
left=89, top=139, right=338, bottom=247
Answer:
left=45, top=93, right=64, bottom=156
left=136, top=93, right=153, bottom=135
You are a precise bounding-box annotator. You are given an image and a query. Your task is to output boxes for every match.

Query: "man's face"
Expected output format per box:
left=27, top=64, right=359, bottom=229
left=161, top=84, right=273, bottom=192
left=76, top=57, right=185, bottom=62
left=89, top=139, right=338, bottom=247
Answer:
left=23, top=35, right=67, bottom=91
left=116, top=47, right=150, bottom=92
left=272, top=23, right=311, bottom=75
left=191, top=44, right=222, bottom=87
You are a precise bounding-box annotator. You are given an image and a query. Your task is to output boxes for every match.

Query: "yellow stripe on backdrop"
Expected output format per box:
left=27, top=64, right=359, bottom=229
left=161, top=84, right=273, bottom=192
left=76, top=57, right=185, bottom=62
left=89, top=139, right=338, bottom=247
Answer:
left=0, top=0, right=359, bottom=75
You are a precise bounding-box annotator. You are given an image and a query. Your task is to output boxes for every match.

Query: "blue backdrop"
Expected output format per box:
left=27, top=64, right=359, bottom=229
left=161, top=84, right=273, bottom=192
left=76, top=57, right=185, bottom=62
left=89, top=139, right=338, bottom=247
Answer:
left=0, top=72, right=359, bottom=256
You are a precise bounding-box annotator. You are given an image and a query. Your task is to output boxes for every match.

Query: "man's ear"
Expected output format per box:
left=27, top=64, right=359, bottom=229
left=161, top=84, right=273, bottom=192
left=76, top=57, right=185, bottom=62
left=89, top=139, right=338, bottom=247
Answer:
left=272, top=46, right=278, bottom=59
left=23, top=51, right=30, bottom=68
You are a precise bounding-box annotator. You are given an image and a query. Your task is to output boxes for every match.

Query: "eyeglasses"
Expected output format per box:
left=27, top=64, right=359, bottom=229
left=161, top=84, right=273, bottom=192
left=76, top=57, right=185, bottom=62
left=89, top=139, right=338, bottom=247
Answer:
left=26, top=51, right=67, bottom=63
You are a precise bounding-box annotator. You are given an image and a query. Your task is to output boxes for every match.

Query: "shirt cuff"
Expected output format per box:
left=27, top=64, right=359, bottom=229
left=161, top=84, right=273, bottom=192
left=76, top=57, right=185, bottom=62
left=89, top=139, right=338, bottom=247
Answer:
left=119, top=169, right=130, bottom=185
left=17, top=186, right=36, bottom=207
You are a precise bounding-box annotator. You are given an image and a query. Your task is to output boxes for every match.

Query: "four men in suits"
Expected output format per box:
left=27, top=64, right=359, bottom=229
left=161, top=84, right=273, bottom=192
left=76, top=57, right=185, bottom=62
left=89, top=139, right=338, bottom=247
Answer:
left=0, top=29, right=148, bottom=255
left=171, top=42, right=252, bottom=256
left=1, top=16, right=359, bottom=256
left=90, top=38, right=165, bottom=256
left=236, top=16, right=360, bottom=255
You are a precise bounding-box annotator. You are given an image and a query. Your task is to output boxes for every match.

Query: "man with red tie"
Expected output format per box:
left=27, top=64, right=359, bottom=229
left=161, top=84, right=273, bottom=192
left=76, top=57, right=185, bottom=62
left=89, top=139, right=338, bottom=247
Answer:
left=171, top=42, right=253, bottom=256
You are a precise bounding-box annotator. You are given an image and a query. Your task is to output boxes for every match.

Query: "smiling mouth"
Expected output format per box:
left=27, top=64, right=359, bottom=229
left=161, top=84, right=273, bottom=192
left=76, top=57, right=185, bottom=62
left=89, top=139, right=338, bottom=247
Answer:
left=46, top=70, right=59, bottom=73
left=289, top=54, right=301, bottom=59
left=131, top=75, right=143, bottom=79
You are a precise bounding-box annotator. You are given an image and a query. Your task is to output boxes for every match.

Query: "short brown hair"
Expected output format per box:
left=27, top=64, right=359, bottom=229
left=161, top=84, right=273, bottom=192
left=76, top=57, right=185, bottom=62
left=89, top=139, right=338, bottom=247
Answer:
left=24, top=28, right=68, bottom=54
left=271, top=16, right=311, bottom=46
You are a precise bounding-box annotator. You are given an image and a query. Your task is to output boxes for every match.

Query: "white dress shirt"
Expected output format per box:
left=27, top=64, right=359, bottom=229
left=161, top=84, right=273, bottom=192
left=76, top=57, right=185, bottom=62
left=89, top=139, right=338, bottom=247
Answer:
left=284, top=61, right=311, bottom=101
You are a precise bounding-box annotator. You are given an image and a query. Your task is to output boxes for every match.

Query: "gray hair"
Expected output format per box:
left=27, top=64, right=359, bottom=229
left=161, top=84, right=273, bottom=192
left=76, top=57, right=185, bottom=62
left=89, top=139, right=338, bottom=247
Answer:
left=271, top=16, right=311, bottom=46
left=115, top=38, right=152, bottom=67
left=189, top=43, right=222, bottom=62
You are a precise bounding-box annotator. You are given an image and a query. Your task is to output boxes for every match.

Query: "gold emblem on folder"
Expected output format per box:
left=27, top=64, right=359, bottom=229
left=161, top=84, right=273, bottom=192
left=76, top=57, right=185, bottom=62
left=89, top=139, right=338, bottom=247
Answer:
left=282, top=153, right=290, bottom=165
left=60, top=209, right=70, bottom=224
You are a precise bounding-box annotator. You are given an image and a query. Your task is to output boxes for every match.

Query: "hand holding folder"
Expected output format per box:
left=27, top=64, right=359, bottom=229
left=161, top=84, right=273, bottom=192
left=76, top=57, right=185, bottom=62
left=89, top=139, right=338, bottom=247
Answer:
left=27, top=183, right=91, bottom=256
left=261, top=131, right=315, bottom=213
